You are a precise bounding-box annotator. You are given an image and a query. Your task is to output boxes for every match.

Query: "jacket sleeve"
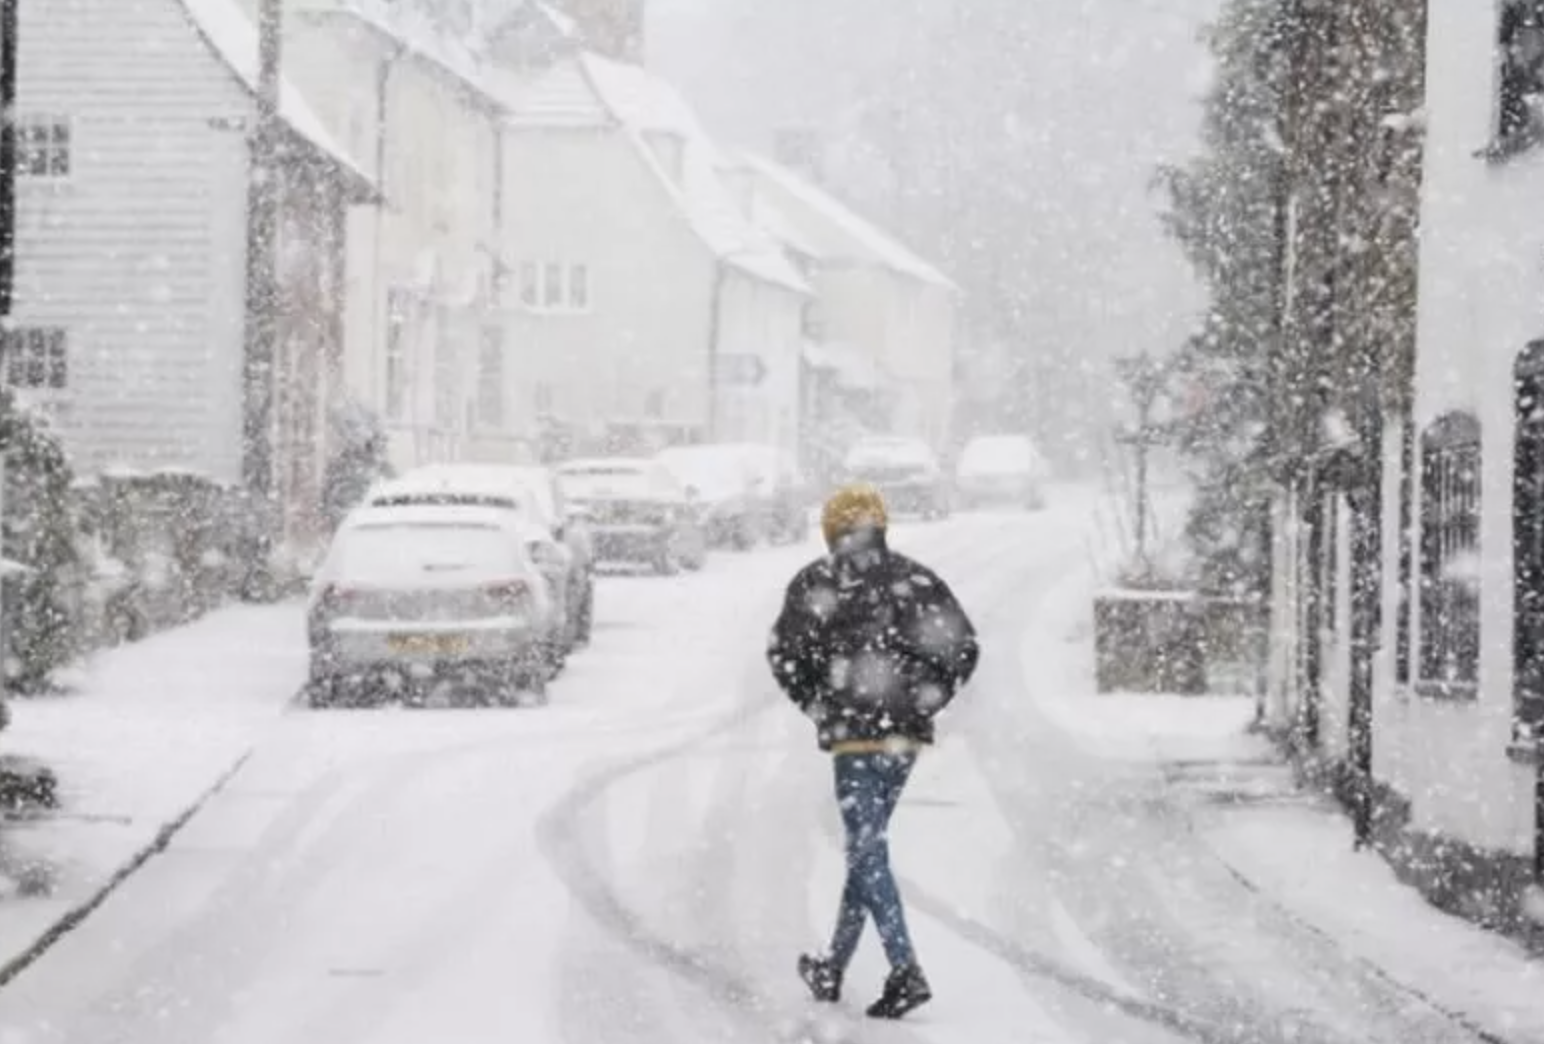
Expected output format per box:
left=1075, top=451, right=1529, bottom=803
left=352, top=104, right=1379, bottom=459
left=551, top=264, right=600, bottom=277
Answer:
left=906, top=570, right=980, bottom=714
left=767, top=574, right=828, bottom=716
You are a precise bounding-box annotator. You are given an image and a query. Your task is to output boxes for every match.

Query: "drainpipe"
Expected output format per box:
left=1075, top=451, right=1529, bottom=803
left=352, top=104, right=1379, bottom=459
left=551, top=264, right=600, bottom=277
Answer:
left=371, top=43, right=405, bottom=435
left=706, top=260, right=728, bottom=441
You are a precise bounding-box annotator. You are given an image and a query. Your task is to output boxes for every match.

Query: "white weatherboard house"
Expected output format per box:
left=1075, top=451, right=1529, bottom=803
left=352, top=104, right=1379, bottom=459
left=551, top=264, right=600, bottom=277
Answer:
left=12, top=0, right=373, bottom=541
left=484, top=47, right=810, bottom=458
left=726, top=155, right=961, bottom=455
left=1268, top=0, right=1544, bottom=895
left=280, top=0, right=517, bottom=471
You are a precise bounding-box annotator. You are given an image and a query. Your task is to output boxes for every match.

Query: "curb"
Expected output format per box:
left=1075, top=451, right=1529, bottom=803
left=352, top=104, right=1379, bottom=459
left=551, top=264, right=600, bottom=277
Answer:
left=0, top=747, right=255, bottom=990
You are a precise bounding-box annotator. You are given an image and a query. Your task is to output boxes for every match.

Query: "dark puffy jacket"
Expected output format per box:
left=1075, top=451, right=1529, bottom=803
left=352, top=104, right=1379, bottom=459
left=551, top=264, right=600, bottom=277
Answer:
left=767, top=539, right=979, bottom=750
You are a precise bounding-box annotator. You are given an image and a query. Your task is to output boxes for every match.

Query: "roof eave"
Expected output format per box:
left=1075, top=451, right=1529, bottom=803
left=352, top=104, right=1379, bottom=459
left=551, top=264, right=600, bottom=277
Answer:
left=278, top=126, right=379, bottom=205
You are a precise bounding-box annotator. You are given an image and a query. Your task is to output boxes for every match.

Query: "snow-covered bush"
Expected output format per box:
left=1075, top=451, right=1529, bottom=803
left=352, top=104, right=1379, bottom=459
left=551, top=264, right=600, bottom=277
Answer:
left=81, top=469, right=244, bottom=641
left=0, top=391, right=82, bottom=691
left=321, top=399, right=393, bottom=535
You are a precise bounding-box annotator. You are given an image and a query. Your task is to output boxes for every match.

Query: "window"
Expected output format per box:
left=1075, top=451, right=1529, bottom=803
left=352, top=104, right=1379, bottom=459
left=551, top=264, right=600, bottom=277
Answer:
left=17, top=117, right=71, bottom=178
left=542, top=263, right=564, bottom=309
left=2, top=327, right=67, bottom=389
left=385, top=289, right=411, bottom=419
left=517, top=262, right=591, bottom=314
left=1417, top=411, right=1481, bottom=697
left=1514, top=345, right=1544, bottom=740
left=1498, top=1, right=1544, bottom=149
left=477, top=324, right=505, bottom=429
left=519, top=263, right=540, bottom=309
left=644, top=388, right=665, bottom=419
left=534, top=382, right=554, bottom=414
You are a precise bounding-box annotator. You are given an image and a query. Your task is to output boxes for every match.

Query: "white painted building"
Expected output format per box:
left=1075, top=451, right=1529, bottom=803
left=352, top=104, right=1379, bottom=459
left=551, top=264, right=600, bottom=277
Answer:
left=10, top=0, right=373, bottom=539
left=726, top=155, right=961, bottom=454
left=1266, top=0, right=1542, bottom=872
left=1369, top=0, right=1540, bottom=860
left=279, top=0, right=516, bottom=471
left=482, top=44, right=810, bottom=458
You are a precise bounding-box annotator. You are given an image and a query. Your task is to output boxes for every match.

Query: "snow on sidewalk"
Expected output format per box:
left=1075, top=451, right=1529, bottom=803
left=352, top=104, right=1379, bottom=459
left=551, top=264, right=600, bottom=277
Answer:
left=1025, top=557, right=1544, bottom=1042
left=1204, top=803, right=1544, bottom=1041
left=0, top=602, right=307, bottom=975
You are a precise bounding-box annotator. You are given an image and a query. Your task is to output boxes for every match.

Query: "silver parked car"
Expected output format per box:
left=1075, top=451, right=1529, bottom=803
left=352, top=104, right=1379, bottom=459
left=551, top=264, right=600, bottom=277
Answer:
left=305, top=503, right=558, bottom=708
left=368, top=465, right=596, bottom=656
left=556, top=457, right=708, bottom=574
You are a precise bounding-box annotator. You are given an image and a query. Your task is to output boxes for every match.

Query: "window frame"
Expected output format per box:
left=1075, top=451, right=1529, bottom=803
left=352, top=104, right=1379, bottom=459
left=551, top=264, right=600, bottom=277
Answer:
left=1494, top=0, right=1544, bottom=157
left=1513, top=343, right=1544, bottom=744
left=1416, top=410, right=1483, bottom=700
left=518, top=261, right=592, bottom=315
left=16, top=115, right=72, bottom=180
left=2, top=326, right=68, bottom=390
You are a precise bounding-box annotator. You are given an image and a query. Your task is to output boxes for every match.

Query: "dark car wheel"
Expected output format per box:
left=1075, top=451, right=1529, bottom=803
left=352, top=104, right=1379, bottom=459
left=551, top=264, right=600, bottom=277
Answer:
left=573, top=582, right=594, bottom=646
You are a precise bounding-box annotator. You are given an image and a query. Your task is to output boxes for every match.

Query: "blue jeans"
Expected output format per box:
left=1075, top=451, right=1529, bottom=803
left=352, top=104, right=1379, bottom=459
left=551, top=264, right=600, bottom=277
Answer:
left=827, top=751, right=917, bottom=971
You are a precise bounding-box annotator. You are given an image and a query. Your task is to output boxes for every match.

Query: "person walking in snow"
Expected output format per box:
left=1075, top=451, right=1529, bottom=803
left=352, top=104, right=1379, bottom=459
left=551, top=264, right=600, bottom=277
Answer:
left=766, top=483, right=980, bottom=1019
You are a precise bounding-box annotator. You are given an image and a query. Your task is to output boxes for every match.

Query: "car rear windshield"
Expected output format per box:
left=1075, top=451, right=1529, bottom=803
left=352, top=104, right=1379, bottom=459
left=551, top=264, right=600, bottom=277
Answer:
left=559, top=467, right=654, bottom=500
left=334, top=523, right=519, bottom=583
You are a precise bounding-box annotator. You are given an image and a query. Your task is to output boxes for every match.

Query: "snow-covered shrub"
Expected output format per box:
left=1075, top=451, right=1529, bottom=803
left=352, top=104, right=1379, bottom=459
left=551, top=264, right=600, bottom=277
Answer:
left=0, top=391, right=83, bottom=691
left=321, top=399, right=393, bottom=535
left=86, top=470, right=243, bottom=639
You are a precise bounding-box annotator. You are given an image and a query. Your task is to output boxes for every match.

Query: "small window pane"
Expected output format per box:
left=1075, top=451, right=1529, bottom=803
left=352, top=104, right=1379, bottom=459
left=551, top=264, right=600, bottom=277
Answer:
left=569, top=264, right=589, bottom=309
left=519, top=263, right=539, bottom=307
left=542, top=263, right=563, bottom=308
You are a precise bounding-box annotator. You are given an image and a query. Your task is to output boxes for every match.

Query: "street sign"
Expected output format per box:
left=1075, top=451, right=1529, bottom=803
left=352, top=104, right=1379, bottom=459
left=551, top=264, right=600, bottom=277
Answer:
left=716, top=353, right=767, bottom=387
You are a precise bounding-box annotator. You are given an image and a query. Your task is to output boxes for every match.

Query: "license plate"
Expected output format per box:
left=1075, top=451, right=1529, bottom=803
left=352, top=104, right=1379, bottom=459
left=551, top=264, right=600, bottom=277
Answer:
left=388, top=633, right=469, bottom=655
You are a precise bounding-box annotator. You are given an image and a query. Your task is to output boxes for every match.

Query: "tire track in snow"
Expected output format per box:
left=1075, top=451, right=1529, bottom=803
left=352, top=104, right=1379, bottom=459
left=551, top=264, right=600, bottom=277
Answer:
left=538, top=508, right=1192, bottom=1043
left=534, top=518, right=1034, bottom=1043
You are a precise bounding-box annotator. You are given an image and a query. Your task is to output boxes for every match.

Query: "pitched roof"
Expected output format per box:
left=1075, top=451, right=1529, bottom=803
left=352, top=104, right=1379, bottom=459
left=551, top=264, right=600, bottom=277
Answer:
left=735, top=153, right=957, bottom=292
left=576, top=55, right=809, bottom=293
left=175, top=0, right=376, bottom=201
left=494, top=53, right=809, bottom=294
left=324, top=0, right=502, bottom=107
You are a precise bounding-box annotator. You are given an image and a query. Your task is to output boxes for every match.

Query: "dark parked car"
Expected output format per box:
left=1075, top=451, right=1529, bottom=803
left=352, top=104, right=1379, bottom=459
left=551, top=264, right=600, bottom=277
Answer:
left=840, top=436, right=951, bottom=519
left=556, top=458, right=708, bottom=575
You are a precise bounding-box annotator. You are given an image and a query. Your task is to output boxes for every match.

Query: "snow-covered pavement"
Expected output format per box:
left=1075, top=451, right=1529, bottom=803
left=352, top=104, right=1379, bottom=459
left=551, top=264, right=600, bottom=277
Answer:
left=0, top=487, right=1540, bottom=1043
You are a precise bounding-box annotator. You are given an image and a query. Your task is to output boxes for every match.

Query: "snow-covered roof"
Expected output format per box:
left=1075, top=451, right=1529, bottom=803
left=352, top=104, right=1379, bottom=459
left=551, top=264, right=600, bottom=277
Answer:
left=494, top=53, right=809, bottom=294
left=735, top=153, right=957, bottom=292
left=322, top=0, right=502, bottom=107
left=175, top=0, right=376, bottom=201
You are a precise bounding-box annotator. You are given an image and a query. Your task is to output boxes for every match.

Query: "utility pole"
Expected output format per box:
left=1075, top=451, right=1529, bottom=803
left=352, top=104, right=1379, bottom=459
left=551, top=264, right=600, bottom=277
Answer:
left=0, top=0, right=16, bottom=323
left=240, top=0, right=283, bottom=600
left=0, top=0, right=16, bottom=691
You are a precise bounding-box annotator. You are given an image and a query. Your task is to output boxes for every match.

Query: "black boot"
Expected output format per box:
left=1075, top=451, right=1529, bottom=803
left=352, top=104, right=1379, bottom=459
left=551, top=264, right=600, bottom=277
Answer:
left=797, top=953, right=842, bottom=1003
left=866, top=964, right=931, bottom=1019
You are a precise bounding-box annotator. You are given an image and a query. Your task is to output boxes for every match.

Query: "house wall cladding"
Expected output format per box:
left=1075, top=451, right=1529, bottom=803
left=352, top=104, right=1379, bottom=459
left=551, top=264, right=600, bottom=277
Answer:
left=1386, top=0, right=1542, bottom=857
left=15, top=0, right=251, bottom=481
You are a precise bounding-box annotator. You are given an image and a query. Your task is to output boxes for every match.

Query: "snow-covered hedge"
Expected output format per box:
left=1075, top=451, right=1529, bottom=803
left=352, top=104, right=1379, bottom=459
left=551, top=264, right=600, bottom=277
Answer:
left=0, top=392, right=81, bottom=692
left=71, top=469, right=245, bottom=646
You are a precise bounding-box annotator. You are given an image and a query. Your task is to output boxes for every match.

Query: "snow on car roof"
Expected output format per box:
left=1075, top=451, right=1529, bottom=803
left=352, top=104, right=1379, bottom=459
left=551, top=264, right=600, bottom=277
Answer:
left=342, top=502, right=524, bottom=533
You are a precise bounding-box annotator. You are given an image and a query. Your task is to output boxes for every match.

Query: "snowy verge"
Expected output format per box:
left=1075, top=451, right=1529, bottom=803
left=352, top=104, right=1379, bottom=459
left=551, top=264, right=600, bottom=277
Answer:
left=0, top=603, right=306, bottom=979
left=1024, top=542, right=1544, bottom=1039
left=1202, top=804, right=1544, bottom=1041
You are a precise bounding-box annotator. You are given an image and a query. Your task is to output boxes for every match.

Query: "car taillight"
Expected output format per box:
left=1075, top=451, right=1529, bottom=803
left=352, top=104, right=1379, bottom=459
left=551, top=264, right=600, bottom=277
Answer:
left=485, top=579, right=531, bottom=608
left=317, top=584, right=356, bottom=614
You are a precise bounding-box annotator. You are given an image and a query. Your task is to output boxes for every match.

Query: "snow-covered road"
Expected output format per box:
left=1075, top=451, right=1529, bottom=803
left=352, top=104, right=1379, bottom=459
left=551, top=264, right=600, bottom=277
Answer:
left=0, top=491, right=1522, bottom=1044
